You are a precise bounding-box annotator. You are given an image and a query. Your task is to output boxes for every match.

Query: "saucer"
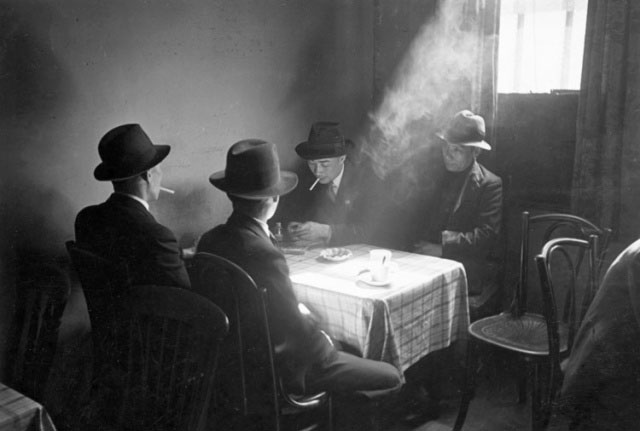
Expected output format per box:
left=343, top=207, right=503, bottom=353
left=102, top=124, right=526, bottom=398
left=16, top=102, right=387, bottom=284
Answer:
left=357, top=271, right=391, bottom=287
left=319, top=247, right=352, bottom=262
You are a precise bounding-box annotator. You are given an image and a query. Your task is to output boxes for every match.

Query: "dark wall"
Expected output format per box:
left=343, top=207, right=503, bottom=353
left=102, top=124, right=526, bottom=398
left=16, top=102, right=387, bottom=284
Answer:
left=0, top=0, right=375, bottom=377
left=495, top=92, right=579, bottom=212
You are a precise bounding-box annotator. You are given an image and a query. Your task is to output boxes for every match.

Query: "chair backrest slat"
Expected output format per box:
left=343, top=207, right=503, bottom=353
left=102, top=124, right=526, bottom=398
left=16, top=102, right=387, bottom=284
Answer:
left=192, top=252, right=280, bottom=421
left=514, top=211, right=611, bottom=316
left=534, top=235, right=598, bottom=404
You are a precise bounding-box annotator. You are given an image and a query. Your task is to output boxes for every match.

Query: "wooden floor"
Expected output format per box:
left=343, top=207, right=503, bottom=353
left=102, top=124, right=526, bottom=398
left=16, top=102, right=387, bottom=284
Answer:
left=331, top=348, right=571, bottom=431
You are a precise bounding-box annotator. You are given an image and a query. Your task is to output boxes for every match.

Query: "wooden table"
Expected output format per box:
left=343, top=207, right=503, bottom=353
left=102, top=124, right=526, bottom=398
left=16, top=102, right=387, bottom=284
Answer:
left=286, top=244, right=470, bottom=373
left=0, top=383, right=56, bottom=431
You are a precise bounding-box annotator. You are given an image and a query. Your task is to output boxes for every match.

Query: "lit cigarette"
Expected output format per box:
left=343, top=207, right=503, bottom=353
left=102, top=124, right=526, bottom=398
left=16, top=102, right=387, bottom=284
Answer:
left=160, top=186, right=175, bottom=195
left=309, top=178, right=320, bottom=191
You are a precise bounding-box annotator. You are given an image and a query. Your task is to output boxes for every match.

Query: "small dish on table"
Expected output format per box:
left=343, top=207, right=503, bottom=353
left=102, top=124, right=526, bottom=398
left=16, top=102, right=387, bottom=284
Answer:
left=319, top=247, right=352, bottom=262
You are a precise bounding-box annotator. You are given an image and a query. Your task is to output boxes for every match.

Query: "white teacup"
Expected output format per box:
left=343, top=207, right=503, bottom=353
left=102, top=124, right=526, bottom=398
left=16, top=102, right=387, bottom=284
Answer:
left=369, top=249, right=392, bottom=283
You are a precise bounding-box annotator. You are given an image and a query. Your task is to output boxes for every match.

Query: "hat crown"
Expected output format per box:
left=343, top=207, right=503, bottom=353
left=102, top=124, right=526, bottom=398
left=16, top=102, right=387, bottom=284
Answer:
left=444, top=110, right=486, bottom=144
left=94, top=124, right=170, bottom=181
left=98, top=124, right=154, bottom=166
left=225, top=140, right=282, bottom=194
left=295, top=121, right=346, bottom=160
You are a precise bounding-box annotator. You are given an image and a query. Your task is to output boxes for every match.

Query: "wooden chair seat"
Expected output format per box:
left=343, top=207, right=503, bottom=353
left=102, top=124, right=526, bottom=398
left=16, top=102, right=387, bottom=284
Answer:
left=470, top=312, right=569, bottom=356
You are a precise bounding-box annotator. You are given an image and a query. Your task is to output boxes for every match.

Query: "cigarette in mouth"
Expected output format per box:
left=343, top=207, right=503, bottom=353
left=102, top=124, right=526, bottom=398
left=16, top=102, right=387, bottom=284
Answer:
left=160, top=187, right=175, bottom=195
left=309, top=178, right=320, bottom=191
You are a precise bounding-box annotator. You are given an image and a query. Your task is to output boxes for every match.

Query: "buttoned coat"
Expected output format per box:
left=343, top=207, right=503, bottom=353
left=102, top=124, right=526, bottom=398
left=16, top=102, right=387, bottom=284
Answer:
left=439, top=161, right=503, bottom=313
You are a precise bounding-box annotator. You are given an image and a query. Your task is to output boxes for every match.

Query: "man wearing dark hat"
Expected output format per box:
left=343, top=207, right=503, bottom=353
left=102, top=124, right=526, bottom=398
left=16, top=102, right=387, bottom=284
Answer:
left=414, top=110, right=503, bottom=320
left=75, top=123, right=190, bottom=289
left=282, top=122, right=382, bottom=247
left=198, top=139, right=402, bottom=399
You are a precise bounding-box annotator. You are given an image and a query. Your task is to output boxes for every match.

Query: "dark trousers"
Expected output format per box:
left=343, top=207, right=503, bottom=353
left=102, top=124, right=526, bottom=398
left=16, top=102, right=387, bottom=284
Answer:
left=305, top=351, right=403, bottom=399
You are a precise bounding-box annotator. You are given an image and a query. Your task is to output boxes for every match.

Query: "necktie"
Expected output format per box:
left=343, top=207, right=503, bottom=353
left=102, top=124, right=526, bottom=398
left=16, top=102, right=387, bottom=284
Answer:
left=327, top=182, right=337, bottom=202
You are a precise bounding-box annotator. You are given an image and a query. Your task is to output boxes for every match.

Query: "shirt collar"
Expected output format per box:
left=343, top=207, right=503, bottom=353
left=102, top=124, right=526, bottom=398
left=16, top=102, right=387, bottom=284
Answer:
left=332, top=164, right=345, bottom=191
left=115, top=192, right=150, bottom=211
left=251, top=217, right=271, bottom=238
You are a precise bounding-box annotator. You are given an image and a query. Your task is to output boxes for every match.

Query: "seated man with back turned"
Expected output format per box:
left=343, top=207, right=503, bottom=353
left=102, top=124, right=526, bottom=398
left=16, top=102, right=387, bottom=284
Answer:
left=197, top=139, right=402, bottom=399
left=279, top=122, right=383, bottom=247
left=413, top=110, right=503, bottom=321
left=75, top=123, right=190, bottom=289
left=558, top=239, right=640, bottom=431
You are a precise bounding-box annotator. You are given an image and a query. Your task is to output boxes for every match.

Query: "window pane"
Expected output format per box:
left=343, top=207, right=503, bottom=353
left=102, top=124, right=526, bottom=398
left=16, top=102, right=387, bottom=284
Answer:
left=497, top=0, right=588, bottom=93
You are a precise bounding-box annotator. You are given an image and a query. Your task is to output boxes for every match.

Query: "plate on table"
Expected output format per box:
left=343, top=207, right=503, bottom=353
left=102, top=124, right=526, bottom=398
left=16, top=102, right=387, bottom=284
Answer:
left=319, top=247, right=352, bottom=262
left=356, top=271, right=391, bottom=287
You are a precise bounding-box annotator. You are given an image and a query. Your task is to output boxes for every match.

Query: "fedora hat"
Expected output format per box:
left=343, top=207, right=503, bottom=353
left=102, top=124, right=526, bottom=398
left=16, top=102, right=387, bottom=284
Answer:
left=210, top=139, right=298, bottom=199
left=437, top=110, right=491, bottom=151
left=94, top=124, right=170, bottom=181
left=295, top=122, right=347, bottom=160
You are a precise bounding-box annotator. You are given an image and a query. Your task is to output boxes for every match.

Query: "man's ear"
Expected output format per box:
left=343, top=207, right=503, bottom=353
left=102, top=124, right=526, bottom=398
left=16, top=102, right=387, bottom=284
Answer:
left=140, top=171, right=150, bottom=183
left=339, top=155, right=347, bottom=164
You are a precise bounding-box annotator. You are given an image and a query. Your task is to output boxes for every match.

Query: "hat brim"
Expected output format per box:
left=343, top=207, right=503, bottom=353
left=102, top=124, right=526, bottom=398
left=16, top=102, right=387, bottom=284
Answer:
left=94, top=145, right=171, bottom=181
left=436, top=132, right=491, bottom=151
left=295, top=141, right=347, bottom=160
left=209, top=170, right=298, bottom=200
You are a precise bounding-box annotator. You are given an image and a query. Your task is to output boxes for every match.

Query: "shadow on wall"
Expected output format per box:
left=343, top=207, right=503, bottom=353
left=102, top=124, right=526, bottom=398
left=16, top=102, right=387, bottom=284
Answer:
left=0, top=3, right=74, bottom=122
left=279, top=3, right=371, bottom=130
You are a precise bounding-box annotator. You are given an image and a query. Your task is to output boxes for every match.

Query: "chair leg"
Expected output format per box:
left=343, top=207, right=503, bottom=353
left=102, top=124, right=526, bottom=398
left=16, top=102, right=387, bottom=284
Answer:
left=452, top=340, right=478, bottom=431
left=517, top=357, right=528, bottom=404
left=326, top=396, right=333, bottom=431
left=531, top=363, right=545, bottom=431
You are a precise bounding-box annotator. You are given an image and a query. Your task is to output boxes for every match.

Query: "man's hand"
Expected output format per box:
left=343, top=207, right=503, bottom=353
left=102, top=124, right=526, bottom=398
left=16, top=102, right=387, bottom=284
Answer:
left=413, top=240, right=442, bottom=257
left=287, top=221, right=331, bottom=245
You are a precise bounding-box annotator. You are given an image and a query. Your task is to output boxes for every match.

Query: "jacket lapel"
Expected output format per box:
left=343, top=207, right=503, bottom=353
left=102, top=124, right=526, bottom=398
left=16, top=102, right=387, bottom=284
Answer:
left=451, top=161, right=483, bottom=216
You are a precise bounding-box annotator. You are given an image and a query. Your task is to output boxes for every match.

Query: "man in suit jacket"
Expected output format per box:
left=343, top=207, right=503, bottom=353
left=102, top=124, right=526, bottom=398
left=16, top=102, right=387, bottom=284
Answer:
left=414, top=110, right=503, bottom=321
left=280, top=122, right=383, bottom=247
left=75, top=123, right=190, bottom=290
left=198, top=139, right=402, bottom=397
left=558, top=239, right=640, bottom=430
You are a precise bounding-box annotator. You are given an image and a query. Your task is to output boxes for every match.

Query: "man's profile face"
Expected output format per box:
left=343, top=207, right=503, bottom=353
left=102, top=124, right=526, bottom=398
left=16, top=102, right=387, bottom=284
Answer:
left=442, top=142, right=475, bottom=172
left=307, top=155, right=345, bottom=184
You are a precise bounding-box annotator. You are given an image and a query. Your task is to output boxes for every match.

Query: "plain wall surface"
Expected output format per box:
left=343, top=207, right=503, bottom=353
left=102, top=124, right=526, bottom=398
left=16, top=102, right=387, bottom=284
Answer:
left=0, top=0, right=375, bottom=377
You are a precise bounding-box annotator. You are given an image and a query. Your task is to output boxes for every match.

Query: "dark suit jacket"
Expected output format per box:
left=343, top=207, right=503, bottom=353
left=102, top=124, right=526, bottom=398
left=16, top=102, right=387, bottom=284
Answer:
left=75, top=193, right=190, bottom=289
left=559, top=239, right=640, bottom=430
left=434, top=161, right=503, bottom=311
left=197, top=211, right=335, bottom=388
left=275, top=160, right=383, bottom=246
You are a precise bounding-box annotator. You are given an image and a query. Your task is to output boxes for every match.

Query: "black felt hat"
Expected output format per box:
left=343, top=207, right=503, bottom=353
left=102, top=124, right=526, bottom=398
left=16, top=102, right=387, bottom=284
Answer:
left=209, top=139, right=298, bottom=199
left=94, top=124, right=170, bottom=181
left=295, top=122, right=347, bottom=160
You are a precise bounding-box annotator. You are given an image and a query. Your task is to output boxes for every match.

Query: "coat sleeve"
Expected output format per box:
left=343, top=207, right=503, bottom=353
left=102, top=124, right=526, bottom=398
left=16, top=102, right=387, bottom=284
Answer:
left=442, top=176, right=503, bottom=257
left=144, top=223, right=191, bottom=289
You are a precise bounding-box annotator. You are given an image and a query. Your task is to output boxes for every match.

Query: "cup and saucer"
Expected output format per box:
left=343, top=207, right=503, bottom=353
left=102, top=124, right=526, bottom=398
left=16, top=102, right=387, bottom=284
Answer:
left=357, top=249, right=397, bottom=287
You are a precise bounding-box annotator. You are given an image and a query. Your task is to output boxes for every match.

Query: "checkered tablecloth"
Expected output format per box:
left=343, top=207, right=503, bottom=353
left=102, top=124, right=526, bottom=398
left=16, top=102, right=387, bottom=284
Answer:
left=287, top=244, right=470, bottom=373
left=0, top=384, right=56, bottom=431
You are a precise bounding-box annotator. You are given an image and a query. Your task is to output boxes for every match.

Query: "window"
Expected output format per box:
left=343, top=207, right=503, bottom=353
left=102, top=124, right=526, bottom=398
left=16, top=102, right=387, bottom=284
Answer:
left=497, top=0, right=589, bottom=93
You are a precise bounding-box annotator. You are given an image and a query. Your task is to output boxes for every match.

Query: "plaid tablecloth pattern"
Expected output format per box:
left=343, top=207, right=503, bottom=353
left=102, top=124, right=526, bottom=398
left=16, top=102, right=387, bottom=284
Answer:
left=0, top=384, right=56, bottom=431
left=287, top=244, right=470, bottom=373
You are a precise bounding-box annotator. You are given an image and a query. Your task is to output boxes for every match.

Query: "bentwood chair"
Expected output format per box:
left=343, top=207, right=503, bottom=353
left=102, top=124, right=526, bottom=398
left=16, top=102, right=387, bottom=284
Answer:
left=454, top=211, right=610, bottom=431
left=192, top=252, right=332, bottom=431
left=8, top=262, right=70, bottom=402
left=118, top=285, right=229, bottom=431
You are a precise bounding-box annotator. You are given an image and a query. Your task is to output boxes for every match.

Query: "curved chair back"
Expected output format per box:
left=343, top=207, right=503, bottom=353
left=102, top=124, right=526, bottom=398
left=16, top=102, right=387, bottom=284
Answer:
left=66, top=240, right=131, bottom=380
left=119, top=285, right=228, bottom=431
left=9, top=262, right=70, bottom=401
left=534, top=235, right=598, bottom=423
left=192, top=252, right=329, bottom=431
left=514, top=211, right=611, bottom=316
